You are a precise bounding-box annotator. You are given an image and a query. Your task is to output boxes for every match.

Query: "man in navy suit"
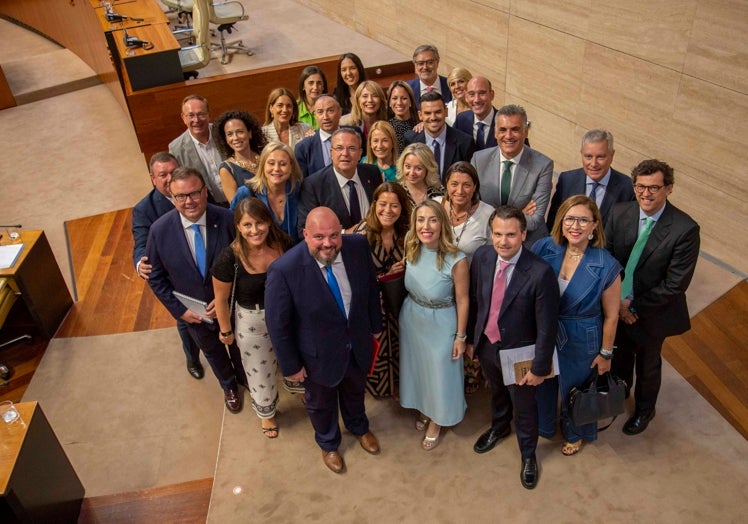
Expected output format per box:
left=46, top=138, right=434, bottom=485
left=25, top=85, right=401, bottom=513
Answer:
left=467, top=206, right=559, bottom=489
left=295, top=95, right=343, bottom=178
left=606, top=159, right=699, bottom=435
left=404, top=92, right=475, bottom=183
left=454, top=76, right=497, bottom=151
left=266, top=207, right=383, bottom=473
left=406, top=45, right=452, bottom=109
left=146, top=167, right=244, bottom=412
left=297, top=128, right=382, bottom=233
left=547, top=129, right=636, bottom=228
left=132, top=152, right=202, bottom=379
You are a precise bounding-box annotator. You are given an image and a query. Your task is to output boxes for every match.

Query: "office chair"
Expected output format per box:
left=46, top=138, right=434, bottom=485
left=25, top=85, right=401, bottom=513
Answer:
left=209, top=0, right=253, bottom=64
left=0, top=278, right=32, bottom=385
left=161, top=0, right=194, bottom=29
left=175, top=0, right=212, bottom=79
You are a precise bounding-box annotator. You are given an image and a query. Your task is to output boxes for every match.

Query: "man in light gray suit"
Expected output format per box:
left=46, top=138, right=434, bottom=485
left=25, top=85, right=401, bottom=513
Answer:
left=168, top=94, right=227, bottom=205
left=471, top=105, right=553, bottom=246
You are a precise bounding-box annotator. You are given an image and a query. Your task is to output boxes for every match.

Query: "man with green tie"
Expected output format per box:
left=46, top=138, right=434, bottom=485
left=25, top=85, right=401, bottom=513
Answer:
left=605, top=159, right=700, bottom=435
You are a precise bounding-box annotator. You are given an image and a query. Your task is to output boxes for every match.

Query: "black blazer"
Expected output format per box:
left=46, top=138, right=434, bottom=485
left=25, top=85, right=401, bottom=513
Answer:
left=468, top=246, right=559, bottom=376
left=547, top=167, right=635, bottom=228
left=297, top=164, right=383, bottom=234
left=453, top=109, right=497, bottom=150
left=265, top=235, right=383, bottom=387
left=605, top=201, right=700, bottom=340
left=132, top=189, right=173, bottom=268
left=404, top=126, right=475, bottom=183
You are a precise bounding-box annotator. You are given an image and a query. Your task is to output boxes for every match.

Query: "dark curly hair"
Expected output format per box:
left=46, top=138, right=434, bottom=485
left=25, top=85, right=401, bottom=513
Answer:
left=213, top=110, right=268, bottom=159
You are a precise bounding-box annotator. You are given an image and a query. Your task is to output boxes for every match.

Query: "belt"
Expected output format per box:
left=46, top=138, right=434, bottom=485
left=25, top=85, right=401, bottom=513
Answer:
left=408, top=293, right=454, bottom=309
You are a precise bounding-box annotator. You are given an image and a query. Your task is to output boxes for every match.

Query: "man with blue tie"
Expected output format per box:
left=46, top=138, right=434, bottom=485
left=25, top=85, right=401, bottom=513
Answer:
left=294, top=95, right=343, bottom=178
left=605, top=159, right=699, bottom=435
left=132, top=152, right=203, bottom=380
left=454, top=77, right=497, bottom=151
left=146, top=167, right=244, bottom=412
left=547, top=129, right=636, bottom=227
left=266, top=207, right=383, bottom=473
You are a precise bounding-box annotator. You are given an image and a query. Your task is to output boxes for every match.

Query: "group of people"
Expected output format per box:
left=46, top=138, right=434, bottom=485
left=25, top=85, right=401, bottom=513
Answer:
left=131, top=44, right=700, bottom=489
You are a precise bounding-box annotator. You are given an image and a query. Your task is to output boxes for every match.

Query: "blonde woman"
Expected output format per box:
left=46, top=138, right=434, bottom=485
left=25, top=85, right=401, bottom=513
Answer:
left=364, top=120, right=398, bottom=182
left=399, top=200, right=469, bottom=450
left=396, top=143, right=443, bottom=207
left=340, top=80, right=388, bottom=142
left=445, top=67, right=472, bottom=126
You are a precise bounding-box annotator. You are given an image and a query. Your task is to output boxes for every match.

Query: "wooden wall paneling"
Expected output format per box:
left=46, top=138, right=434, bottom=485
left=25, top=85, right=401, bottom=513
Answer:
left=0, top=64, right=16, bottom=109
left=125, top=56, right=341, bottom=161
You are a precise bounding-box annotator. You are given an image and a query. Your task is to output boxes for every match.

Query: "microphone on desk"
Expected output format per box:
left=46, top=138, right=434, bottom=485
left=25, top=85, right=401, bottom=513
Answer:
left=122, top=28, right=154, bottom=50
left=106, top=12, right=144, bottom=23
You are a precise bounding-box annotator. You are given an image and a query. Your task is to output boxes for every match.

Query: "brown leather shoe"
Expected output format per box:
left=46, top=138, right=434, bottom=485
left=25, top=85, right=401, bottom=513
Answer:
left=322, top=450, right=345, bottom=473
left=357, top=431, right=380, bottom=455
left=224, top=388, right=243, bottom=413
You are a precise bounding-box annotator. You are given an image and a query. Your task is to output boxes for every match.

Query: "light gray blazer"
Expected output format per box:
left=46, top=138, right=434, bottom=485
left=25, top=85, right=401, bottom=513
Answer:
left=168, top=125, right=226, bottom=203
left=471, top=145, right=554, bottom=246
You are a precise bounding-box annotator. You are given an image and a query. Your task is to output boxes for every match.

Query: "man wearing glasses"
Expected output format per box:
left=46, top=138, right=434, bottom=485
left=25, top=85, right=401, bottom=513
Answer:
left=605, top=159, right=700, bottom=435
left=407, top=44, right=452, bottom=109
left=297, top=128, right=382, bottom=234
left=146, top=167, right=244, bottom=413
left=169, top=94, right=228, bottom=205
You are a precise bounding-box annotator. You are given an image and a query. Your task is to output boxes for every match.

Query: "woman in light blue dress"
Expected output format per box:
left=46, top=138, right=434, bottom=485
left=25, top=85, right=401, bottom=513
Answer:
left=399, top=200, right=470, bottom=450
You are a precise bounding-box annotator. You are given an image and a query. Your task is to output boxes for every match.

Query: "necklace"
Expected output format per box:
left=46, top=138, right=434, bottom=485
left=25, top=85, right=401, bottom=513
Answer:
left=451, top=203, right=474, bottom=246
left=233, top=153, right=258, bottom=172
left=567, top=250, right=584, bottom=259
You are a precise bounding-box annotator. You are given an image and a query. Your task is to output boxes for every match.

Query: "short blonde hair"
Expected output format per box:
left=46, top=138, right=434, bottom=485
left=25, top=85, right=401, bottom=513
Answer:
left=396, top=143, right=442, bottom=191
left=248, top=141, right=303, bottom=194
left=447, top=67, right=472, bottom=93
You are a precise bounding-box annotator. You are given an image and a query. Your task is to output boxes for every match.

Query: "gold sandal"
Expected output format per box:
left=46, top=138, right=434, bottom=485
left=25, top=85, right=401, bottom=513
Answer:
left=561, top=440, right=583, bottom=456
left=415, top=414, right=429, bottom=431
left=422, top=423, right=441, bottom=451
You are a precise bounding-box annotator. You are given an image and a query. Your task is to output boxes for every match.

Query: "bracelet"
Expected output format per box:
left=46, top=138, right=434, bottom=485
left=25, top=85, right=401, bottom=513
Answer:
left=599, top=347, right=614, bottom=360
left=454, top=332, right=467, bottom=342
left=220, top=330, right=234, bottom=337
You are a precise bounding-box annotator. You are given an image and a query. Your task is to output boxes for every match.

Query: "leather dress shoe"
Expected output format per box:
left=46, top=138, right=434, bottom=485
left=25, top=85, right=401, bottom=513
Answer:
left=187, top=360, right=204, bottom=380
left=224, top=388, right=243, bottom=413
left=322, top=450, right=345, bottom=473
left=520, top=456, right=539, bottom=489
left=357, top=431, right=380, bottom=454
left=622, top=408, right=655, bottom=435
left=473, top=427, right=511, bottom=454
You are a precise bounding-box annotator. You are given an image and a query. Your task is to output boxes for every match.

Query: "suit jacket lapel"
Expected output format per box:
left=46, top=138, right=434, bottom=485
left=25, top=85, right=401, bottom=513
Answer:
left=325, top=170, right=351, bottom=224
left=638, top=204, right=673, bottom=268
left=500, top=251, right=530, bottom=317
left=509, top=155, right=531, bottom=202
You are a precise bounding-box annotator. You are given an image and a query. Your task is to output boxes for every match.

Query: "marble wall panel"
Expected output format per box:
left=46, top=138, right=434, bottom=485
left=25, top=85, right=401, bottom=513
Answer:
left=586, top=0, right=697, bottom=71
left=506, top=17, right=585, bottom=121
left=510, top=0, right=590, bottom=39
left=684, top=0, right=748, bottom=94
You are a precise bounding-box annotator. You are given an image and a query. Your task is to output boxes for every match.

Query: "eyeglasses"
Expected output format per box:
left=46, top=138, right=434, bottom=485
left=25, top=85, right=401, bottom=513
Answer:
left=173, top=187, right=205, bottom=203
left=563, top=216, right=594, bottom=227
left=183, top=112, right=209, bottom=121
left=331, top=146, right=360, bottom=154
left=633, top=184, right=665, bottom=194
left=414, top=60, right=436, bottom=68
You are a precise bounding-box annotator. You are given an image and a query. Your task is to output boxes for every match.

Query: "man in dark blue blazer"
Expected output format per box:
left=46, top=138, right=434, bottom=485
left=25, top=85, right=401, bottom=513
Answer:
left=467, top=206, right=559, bottom=489
left=606, top=159, right=699, bottom=435
left=454, top=77, right=497, bottom=151
left=132, top=152, right=202, bottom=379
left=146, top=167, right=244, bottom=412
left=266, top=207, right=383, bottom=473
left=298, top=128, right=382, bottom=234
left=407, top=44, right=452, bottom=109
left=404, top=92, right=475, bottom=183
left=294, top=95, right=343, bottom=178
left=547, top=129, right=636, bottom=228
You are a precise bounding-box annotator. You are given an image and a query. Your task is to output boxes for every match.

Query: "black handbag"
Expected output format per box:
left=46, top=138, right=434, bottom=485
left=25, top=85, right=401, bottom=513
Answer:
left=568, top=370, right=626, bottom=429
left=378, top=269, right=406, bottom=318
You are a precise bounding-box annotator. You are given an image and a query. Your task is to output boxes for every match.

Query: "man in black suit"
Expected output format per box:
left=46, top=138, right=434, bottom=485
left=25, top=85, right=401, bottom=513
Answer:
left=547, top=129, right=636, bottom=227
left=297, top=128, right=382, bottom=233
left=406, top=44, right=452, bottom=109
left=266, top=207, right=383, bottom=473
left=404, top=92, right=475, bottom=183
left=606, top=159, right=699, bottom=435
left=294, top=95, right=343, bottom=178
left=132, top=152, right=202, bottom=379
left=467, top=206, right=559, bottom=489
left=146, top=167, right=244, bottom=412
left=454, top=76, right=497, bottom=151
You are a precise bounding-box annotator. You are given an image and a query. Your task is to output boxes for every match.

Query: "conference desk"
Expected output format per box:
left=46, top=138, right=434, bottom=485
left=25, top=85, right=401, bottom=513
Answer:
left=94, top=0, right=169, bottom=32
left=0, top=231, right=72, bottom=339
left=0, top=402, right=84, bottom=522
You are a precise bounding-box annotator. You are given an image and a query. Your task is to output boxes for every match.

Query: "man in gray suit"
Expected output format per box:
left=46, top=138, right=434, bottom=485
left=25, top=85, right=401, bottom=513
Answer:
left=546, top=129, right=635, bottom=227
left=168, top=94, right=227, bottom=205
left=471, top=105, right=553, bottom=246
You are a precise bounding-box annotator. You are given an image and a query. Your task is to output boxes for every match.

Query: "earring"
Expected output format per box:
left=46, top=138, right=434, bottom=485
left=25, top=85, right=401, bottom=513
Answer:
left=588, top=233, right=594, bottom=240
